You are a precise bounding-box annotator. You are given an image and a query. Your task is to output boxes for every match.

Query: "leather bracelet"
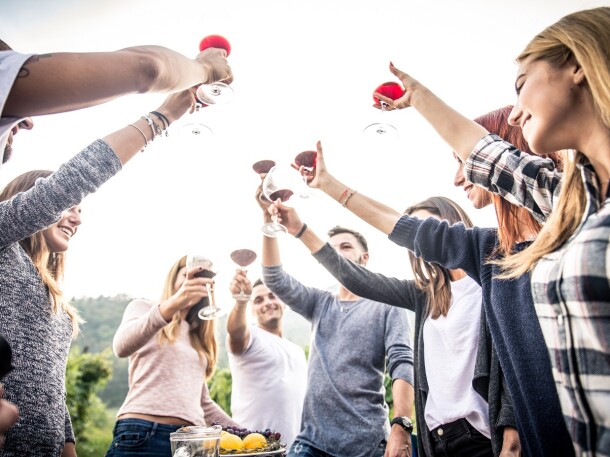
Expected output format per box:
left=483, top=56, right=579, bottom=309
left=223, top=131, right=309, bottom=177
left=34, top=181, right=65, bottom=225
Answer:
left=295, top=223, right=308, bottom=239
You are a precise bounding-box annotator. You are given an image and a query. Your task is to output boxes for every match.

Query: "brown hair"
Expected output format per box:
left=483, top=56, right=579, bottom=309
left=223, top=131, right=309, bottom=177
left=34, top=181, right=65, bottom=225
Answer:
left=498, top=7, right=609, bottom=276
left=0, top=170, right=82, bottom=336
left=157, top=256, right=218, bottom=378
left=405, top=196, right=474, bottom=319
left=473, top=106, right=564, bottom=256
left=327, top=226, right=368, bottom=252
left=0, top=40, right=12, bottom=51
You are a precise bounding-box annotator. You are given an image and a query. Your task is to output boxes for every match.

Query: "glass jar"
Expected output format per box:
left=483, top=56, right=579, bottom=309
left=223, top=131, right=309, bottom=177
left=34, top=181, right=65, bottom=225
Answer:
left=170, top=424, right=222, bottom=457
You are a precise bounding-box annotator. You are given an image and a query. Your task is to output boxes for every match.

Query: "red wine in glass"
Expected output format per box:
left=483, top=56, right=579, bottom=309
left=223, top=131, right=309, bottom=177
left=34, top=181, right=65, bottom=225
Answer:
left=196, top=35, right=234, bottom=105
left=364, top=81, right=405, bottom=139
left=252, top=160, right=276, bottom=175
left=186, top=255, right=225, bottom=320
left=268, top=189, right=294, bottom=202
left=230, top=249, right=257, bottom=300
left=294, top=150, right=317, bottom=170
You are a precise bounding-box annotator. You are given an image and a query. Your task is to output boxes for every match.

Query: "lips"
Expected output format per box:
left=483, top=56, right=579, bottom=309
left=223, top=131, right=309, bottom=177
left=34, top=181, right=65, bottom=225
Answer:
left=58, top=226, right=74, bottom=237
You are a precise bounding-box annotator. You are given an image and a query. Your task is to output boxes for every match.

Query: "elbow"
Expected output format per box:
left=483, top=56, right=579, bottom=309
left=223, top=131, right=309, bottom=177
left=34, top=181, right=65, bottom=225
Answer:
left=136, top=56, right=163, bottom=94
left=112, top=337, right=131, bottom=358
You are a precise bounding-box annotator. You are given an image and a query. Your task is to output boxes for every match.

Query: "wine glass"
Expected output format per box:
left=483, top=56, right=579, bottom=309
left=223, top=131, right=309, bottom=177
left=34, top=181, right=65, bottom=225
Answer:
left=363, top=81, right=405, bottom=140
left=252, top=159, right=276, bottom=175
left=230, top=249, right=257, bottom=300
left=185, top=254, right=225, bottom=320
left=260, top=165, right=300, bottom=237
left=293, top=150, right=317, bottom=198
left=196, top=35, right=234, bottom=106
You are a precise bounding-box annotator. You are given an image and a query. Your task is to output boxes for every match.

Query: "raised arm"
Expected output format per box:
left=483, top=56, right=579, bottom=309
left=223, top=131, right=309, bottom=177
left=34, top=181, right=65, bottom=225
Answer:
left=374, top=62, right=488, bottom=163
left=226, top=270, right=253, bottom=355
left=3, top=46, right=232, bottom=118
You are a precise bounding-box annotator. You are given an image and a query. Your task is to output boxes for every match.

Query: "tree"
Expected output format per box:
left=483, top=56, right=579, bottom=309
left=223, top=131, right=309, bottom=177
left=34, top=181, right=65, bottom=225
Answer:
left=65, top=348, right=113, bottom=454
left=209, top=368, right=233, bottom=415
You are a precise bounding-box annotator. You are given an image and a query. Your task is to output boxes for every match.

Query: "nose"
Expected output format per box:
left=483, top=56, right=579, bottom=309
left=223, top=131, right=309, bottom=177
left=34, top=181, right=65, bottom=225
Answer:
left=18, top=118, right=34, bottom=130
left=66, top=207, right=82, bottom=227
left=508, top=103, right=521, bottom=127
left=453, top=163, right=465, bottom=187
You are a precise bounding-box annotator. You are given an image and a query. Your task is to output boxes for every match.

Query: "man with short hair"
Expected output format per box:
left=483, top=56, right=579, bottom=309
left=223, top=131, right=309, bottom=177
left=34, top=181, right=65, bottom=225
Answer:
left=259, top=189, right=415, bottom=457
left=227, top=275, right=307, bottom=449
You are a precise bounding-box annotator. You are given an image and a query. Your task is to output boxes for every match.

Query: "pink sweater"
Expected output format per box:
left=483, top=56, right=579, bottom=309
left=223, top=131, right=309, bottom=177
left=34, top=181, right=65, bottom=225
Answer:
left=113, top=299, right=238, bottom=427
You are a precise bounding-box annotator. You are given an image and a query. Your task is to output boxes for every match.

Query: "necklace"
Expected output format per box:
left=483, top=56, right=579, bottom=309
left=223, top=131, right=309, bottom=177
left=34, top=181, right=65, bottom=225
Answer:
left=339, top=301, right=358, bottom=313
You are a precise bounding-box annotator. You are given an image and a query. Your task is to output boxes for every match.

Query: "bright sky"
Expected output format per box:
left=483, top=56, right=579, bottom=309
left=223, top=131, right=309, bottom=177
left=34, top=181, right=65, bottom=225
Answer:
left=0, top=0, right=604, bottom=305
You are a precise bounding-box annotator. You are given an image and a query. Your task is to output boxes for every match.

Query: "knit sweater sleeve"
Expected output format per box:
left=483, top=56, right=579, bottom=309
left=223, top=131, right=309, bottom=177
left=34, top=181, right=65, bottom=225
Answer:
left=200, top=381, right=239, bottom=427
left=113, top=299, right=169, bottom=358
left=384, top=306, right=415, bottom=386
left=388, top=215, right=494, bottom=285
left=0, top=139, right=122, bottom=249
left=312, top=243, right=424, bottom=312
left=64, top=402, right=75, bottom=443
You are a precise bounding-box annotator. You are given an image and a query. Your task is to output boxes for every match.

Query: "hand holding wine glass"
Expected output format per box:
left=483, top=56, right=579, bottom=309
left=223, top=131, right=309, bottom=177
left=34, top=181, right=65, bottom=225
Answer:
left=373, top=62, right=420, bottom=110
left=196, top=35, right=234, bottom=105
left=260, top=165, right=301, bottom=237
left=269, top=200, right=304, bottom=237
left=229, top=249, right=257, bottom=301
left=186, top=254, right=225, bottom=320
left=364, top=80, right=405, bottom=139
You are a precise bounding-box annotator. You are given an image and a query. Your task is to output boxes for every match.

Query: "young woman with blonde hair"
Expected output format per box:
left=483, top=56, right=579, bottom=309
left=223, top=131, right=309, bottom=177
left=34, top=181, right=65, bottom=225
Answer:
left=106, top=255, right=238, bottom=457
left=372, top=7, right=610, bottom=455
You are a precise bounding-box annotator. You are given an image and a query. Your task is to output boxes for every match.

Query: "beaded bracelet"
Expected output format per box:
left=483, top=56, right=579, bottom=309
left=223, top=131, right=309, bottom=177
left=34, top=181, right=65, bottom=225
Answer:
left=141, top=115, right=163, bottom=139
left=341, top=189, right=357, bottom=207
left=150, top=111, right=170, bottom=136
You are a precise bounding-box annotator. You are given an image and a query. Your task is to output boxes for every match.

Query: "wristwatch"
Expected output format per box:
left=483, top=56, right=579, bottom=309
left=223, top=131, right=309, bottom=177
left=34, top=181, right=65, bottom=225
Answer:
left=390, top=416, right=414, bottom=433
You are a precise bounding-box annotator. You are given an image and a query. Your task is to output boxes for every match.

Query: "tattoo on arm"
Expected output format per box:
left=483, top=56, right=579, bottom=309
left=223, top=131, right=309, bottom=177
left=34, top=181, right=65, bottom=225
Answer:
left=18, top=54, right=53, bottom=79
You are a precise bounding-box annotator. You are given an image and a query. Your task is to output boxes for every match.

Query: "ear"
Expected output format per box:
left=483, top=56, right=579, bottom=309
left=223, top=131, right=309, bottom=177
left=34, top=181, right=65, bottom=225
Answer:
left=572, top=63, right=586, bottom=86
left=361, top=252, right=370, bottom=264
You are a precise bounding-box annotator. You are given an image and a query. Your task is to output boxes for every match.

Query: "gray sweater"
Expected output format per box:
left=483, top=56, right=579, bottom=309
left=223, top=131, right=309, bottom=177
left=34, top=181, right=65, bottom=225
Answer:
left=0, top=140, right=122, bottom=456
left=312, top=243, right=514, bottom=457
left=263, top=264, right=414, bottom=457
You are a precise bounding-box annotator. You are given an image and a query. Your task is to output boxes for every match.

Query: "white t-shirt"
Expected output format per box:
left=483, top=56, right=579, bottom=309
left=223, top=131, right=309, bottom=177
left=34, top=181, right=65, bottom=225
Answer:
left=423, top=275, right=491, bottom=438
left=0, top=51, right=33, bottom=170
left=227, top=325, right=307, bottom=448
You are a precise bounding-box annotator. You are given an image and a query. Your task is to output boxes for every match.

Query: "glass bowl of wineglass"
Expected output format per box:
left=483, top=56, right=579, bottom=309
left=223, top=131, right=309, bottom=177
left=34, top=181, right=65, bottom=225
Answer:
left=252, top=159, right=276, bottom=176
left=230, top=249, right=257, bottom=300
left=293, top=150, right=317, bottom=198
left=186, top=254, right=225, bottom=320
left=260, top=165, right=304, bottom=237
left=363, top=81, right=405, bottom=140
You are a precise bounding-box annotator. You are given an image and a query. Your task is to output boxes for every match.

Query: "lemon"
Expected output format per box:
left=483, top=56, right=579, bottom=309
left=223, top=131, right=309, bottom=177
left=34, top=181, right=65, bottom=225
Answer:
left=242, top=433, right=267, bottom=450
left=220, top=433, right=244, bottom=451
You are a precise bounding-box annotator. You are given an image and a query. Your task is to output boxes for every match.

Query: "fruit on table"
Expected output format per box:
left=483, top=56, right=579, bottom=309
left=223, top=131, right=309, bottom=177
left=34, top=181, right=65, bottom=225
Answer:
left=220, top=432, right=244, bottom=451
left=243, top=433, right=267, bottom=450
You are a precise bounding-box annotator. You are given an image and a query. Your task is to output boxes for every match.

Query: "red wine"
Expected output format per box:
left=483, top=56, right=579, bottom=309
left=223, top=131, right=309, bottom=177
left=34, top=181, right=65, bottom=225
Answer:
left=199, top=35, right=231, bottom=56
left=252, top=160, right=276, bottom=174
left=194, top=269, right=216, bottom=279
left=268, top=189, right=293, bottom=202
left=373, top=81, right=405, bottom=103
left=294, top=150, right=317, bottom=168
left=230, top=249, right=257, bottom=267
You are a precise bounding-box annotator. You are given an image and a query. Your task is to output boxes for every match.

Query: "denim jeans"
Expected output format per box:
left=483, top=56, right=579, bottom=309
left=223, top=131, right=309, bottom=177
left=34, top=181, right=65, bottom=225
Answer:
left=429, top=418, right=493, bottom=457
left=286, top=439, right=386, bottom=457
left=105, top=418, right=182, bottom=457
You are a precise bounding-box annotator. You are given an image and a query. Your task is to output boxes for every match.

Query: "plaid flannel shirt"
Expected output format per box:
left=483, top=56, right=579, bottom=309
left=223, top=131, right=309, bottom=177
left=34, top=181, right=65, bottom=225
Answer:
left=466, top=134, right=610, bottom=457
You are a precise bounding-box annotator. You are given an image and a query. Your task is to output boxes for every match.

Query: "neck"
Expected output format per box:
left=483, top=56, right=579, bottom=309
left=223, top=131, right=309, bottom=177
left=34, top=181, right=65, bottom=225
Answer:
left=260, top=323, right=282, bottom=337
left=448, top=269, right=466, bottom=281
left=337, top=284, right=359, bottom=301
left=577, top=114, right=610, bottom=199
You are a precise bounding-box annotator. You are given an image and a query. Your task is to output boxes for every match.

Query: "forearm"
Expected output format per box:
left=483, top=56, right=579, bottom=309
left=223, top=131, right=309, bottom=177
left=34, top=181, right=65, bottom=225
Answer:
left=113, top=302, right=168, bottom=358
left=226, top=302, right=249, bottom=354
left=262, top=221, right=282, bottom=267
left=391, top=379, right=414, bottom=418
left=4, top=47, right=207, bottom=118
left=409, top=86, right=488, bottom=162
left=319, top=175, right=402, bottom=235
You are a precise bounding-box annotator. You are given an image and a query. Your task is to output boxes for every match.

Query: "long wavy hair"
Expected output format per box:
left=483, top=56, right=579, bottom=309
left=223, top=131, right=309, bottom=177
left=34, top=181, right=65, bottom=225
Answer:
left=0, top=170, right=83, bottom=336
left=157, top=255, right=218, bottom=379
left=498, top=7, right=610, bottom=276
left=474, top=106, right=562, bottom=257
left=405, top=196, right=474, bottom=319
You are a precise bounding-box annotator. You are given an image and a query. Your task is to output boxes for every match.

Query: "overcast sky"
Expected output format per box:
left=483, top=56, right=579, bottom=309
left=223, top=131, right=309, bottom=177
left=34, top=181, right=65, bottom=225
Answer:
left=0, top=0, right=602, bottom=307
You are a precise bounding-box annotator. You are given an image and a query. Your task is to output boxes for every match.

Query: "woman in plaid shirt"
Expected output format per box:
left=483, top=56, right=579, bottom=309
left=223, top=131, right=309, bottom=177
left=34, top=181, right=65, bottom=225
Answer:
left=373, top=7, right=610, bottom=456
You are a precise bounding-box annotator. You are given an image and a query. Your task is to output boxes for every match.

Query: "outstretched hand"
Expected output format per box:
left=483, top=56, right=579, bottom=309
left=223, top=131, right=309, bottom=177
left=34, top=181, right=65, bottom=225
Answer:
left=155, top=87, right=199, bottom=123
left=230, top=269, right=252, bottom=301
left=373, top=62, right=422, bottom=111
left=195, top=48, right=233, bottom=85
left=295, top=140, right=331, bottom=190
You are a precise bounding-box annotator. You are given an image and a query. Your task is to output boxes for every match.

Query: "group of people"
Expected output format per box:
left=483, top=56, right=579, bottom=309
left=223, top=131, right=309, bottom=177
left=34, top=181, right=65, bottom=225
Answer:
left=0, top=5, right=609, bottom=457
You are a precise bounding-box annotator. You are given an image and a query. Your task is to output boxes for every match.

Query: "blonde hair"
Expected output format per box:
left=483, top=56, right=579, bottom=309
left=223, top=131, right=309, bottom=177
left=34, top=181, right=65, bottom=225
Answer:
left=0, top=170, right=83, bottom=337
left=498, top=7, right=610, bottom=276
left=157, top=256, right=218, bottom=378
left=405, top=196, right=474, bottom=319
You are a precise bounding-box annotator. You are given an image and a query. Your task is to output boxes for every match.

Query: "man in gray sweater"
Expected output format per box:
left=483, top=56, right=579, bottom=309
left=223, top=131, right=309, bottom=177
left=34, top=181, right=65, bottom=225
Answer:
left=260, top=197, right=415, bottom=457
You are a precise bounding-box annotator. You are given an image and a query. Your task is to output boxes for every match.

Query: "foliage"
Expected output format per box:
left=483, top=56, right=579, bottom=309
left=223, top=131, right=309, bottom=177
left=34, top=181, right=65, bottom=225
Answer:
left=209, top=368, right=233, bottom=415
left=65, top=348, right=113, bottom=455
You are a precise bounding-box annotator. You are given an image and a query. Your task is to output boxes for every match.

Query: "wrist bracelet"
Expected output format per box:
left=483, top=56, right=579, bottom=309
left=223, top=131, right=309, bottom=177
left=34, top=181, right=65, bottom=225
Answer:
left=128, top=123, right=150, bottom=152
left=341, top=188, right=357, bottom=207
left=295, top=223, right=308, bottom=239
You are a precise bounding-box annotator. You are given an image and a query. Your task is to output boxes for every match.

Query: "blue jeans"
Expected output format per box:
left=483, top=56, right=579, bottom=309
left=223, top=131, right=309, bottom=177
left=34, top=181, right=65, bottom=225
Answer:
left=105, top=418, right=182, bottom=457
left=429, top=418, right=492, bottom=457
left=286, top=439, right=386, bottom=457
